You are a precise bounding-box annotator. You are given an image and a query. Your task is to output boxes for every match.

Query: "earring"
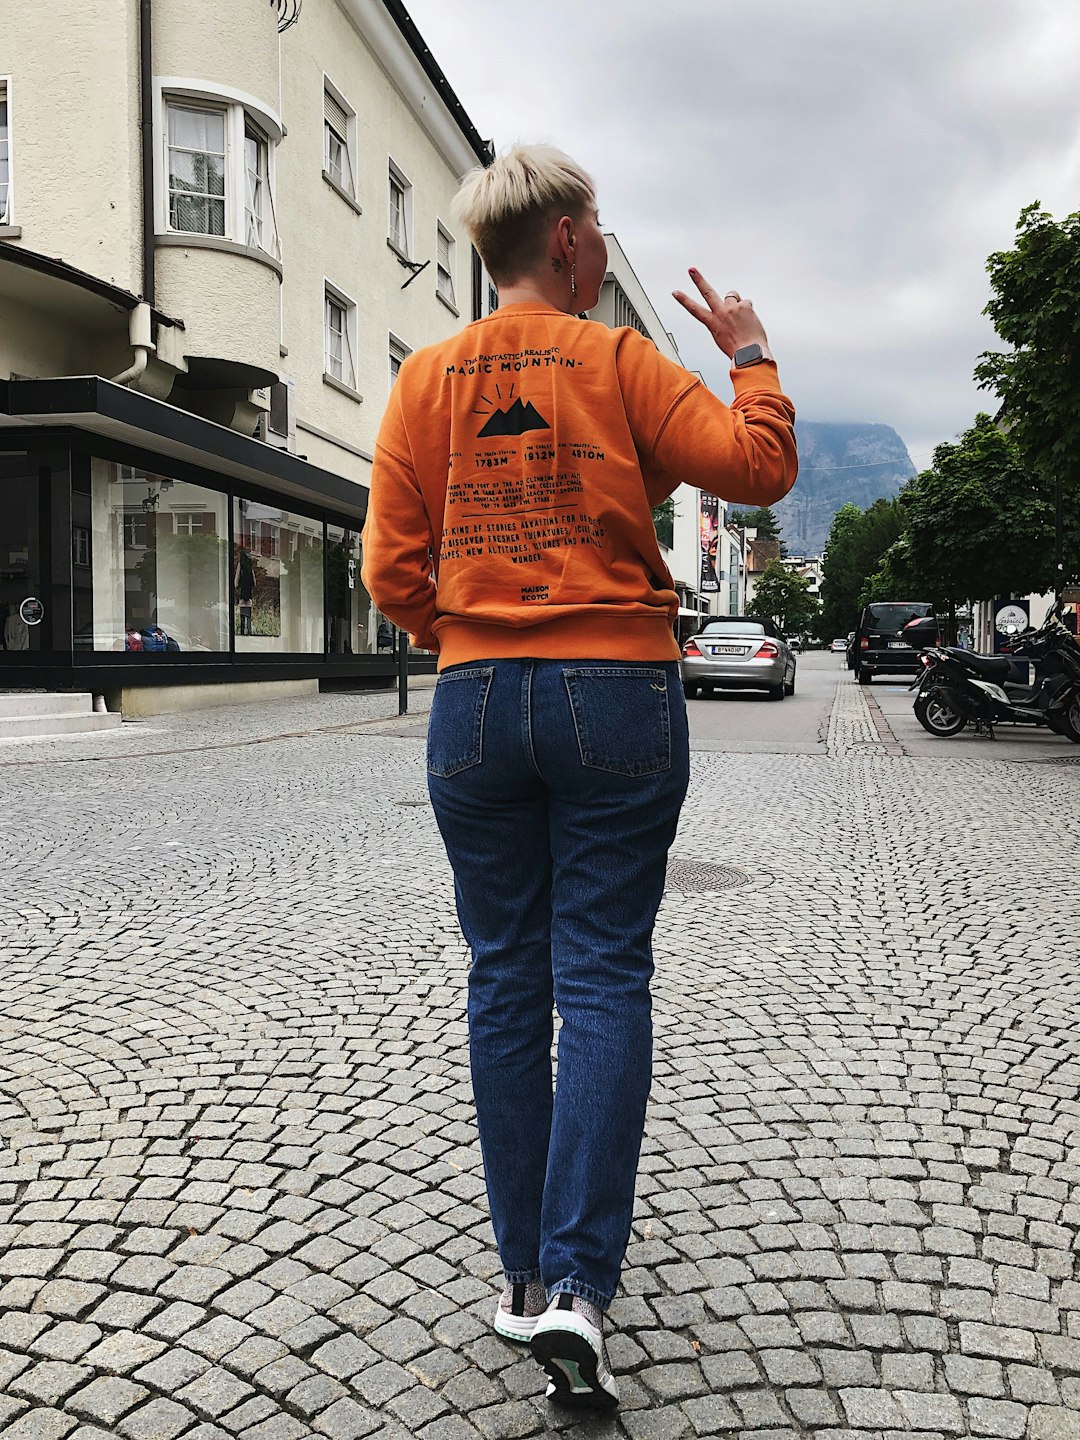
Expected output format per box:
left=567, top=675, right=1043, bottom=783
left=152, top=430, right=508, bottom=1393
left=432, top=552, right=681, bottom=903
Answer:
left=570, top=263, right=578, bottom=299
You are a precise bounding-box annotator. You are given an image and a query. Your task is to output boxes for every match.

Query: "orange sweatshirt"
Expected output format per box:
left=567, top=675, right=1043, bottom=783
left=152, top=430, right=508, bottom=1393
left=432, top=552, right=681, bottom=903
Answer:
left=361, top=302, right=796, bottom=668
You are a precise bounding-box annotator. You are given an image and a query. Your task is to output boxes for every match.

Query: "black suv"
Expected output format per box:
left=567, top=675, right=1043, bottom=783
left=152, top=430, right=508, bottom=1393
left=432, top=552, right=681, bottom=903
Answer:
left=854, top=601, right=934, bottom=684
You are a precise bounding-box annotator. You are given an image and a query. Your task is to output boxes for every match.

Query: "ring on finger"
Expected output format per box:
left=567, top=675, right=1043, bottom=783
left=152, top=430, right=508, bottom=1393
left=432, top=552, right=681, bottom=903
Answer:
left=724, top=291, right=741, bottom=301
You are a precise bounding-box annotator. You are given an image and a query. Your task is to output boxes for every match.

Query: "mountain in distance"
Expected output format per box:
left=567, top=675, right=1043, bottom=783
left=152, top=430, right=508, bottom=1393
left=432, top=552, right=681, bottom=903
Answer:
left=765, top=421, right=917, bottom=557
left=477, top=398, right=549, bottom=438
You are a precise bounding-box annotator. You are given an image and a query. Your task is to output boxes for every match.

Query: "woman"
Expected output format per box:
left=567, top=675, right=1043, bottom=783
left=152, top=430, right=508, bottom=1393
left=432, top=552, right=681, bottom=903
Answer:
left=361, top=145, right=796, bottom=1411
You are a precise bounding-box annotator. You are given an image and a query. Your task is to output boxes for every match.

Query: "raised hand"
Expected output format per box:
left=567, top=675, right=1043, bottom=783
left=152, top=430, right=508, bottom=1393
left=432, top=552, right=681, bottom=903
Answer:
left=672, top=268, right=773, bottom=362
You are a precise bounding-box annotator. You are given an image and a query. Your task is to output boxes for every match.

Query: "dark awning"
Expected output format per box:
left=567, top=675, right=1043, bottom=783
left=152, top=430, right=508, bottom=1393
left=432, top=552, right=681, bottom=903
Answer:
left=0, top=375, right=368, bottom=523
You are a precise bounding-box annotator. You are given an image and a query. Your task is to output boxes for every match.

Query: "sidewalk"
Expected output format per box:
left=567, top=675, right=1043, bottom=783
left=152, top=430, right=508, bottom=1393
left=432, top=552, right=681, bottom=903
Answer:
left=1, top=678, right=1078, bottom=1439
left=858, top=674, right=1077, bottom=764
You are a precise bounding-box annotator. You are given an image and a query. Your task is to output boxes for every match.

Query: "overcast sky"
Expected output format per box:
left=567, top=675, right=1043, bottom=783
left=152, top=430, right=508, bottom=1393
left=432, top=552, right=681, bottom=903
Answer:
left=405, top=0, right=1080, bottom=469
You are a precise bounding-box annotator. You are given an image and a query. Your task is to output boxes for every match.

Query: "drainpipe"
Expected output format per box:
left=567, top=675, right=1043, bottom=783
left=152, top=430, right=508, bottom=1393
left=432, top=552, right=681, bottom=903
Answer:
left=139, top=0, right=155, bottom=309
left=110, top=301, right=154, bottom=385
left=112, top=0, right=155, bottom=387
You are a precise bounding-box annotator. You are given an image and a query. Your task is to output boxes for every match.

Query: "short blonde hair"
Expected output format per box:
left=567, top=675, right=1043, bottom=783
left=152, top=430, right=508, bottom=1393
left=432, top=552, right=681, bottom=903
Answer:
left=454, top=144, right=597, bottom=285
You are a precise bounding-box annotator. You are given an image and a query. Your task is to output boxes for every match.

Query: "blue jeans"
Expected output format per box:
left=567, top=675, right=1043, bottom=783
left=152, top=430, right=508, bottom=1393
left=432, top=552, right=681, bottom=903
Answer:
left=426, top=658, right=690, bottom=1310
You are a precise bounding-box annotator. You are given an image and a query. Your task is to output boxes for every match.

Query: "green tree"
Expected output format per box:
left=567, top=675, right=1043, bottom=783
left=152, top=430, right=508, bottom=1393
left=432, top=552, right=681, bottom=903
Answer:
left=898, top=415, right=1054, bottom=610
left=818, top=497, right=906, bottom=640
left=975, top=202, right=1080, bottom=588
left=729, top=505, right=787, bottom=556
left=860, top=532, right=927, bottom=608
left=651, top=496, right=675, bottom=549
left=751, top=559, right=819, bottom=637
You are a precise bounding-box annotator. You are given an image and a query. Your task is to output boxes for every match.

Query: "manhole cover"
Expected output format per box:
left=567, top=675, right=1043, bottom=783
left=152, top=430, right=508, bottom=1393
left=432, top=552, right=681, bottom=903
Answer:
left=665, top=859, right=754, bottom=892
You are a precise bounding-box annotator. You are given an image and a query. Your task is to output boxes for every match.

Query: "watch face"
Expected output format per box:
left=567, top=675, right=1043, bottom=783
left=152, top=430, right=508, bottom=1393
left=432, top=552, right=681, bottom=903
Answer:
left=734, top=344, right=763, bottom=367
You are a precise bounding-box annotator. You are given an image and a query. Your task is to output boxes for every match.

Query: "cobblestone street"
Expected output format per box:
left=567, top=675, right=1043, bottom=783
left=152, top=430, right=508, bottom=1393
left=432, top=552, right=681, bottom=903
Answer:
left=2, top=658, right=1079, bottom=1440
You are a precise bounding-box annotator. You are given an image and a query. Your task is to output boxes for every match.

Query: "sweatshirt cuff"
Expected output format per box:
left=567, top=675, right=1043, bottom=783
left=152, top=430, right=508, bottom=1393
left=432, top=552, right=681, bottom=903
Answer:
left=730, top=358, right=782, bottom=396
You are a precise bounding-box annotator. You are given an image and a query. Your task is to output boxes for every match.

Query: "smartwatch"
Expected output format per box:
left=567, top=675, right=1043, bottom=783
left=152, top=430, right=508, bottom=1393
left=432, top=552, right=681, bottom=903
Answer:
left=734, top=343, right=766, bottom=368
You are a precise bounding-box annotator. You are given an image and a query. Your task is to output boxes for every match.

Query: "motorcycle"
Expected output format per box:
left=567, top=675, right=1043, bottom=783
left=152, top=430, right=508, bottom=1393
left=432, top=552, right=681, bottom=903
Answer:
left=905, top=608, right=1080, bottom=742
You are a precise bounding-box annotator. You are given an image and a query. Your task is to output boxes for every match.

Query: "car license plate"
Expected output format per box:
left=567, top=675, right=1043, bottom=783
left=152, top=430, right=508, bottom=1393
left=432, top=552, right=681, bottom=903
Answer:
left=888, top=641, right=908, bottom=649
left=709, top=645, right=746, bottom=656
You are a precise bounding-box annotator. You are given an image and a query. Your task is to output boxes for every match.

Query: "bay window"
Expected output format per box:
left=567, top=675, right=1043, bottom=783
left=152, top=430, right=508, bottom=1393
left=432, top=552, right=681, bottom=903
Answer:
left=162, top=90, right=279, bottom=258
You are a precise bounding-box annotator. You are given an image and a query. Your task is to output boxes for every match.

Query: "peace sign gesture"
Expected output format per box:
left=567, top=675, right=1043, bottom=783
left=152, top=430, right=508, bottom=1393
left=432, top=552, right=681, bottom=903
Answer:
left=673, top=267, right=773, bottom=363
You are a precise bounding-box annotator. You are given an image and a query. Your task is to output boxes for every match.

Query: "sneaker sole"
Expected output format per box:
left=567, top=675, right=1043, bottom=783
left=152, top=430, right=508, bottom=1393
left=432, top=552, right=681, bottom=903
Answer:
left=530, top=1326, right=619, bottom=1411
left=493, top=1309, right=538, bottom=1343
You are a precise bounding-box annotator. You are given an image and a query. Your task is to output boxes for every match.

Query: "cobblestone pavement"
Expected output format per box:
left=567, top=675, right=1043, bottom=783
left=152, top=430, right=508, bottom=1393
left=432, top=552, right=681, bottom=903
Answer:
left=1, top=669, right=1079, bottom=1440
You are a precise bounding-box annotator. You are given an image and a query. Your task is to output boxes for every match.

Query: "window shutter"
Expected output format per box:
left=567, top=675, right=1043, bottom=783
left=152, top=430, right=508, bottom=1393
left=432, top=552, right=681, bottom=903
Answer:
left=324, top=89, right=348, bottom=138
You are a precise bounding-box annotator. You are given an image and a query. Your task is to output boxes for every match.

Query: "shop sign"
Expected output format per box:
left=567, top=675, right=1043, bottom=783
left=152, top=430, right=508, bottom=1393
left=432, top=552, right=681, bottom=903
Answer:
left=19, top=596, right=44, bottom=626
left=993, top=598, right=1028, bottom=653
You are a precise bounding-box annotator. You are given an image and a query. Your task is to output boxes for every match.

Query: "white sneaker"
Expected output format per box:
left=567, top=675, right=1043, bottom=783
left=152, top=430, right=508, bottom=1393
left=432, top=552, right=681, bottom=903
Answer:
left=530, top=1293, right=619, bottom=1410
left=493, top=1279, right=547, bottom=1343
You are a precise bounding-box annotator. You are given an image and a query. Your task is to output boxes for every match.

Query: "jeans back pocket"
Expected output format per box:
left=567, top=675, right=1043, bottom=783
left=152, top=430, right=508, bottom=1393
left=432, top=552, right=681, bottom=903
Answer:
left=428, top=666, right=494, bottom=777
left=563, top=667, right=672, bottom=776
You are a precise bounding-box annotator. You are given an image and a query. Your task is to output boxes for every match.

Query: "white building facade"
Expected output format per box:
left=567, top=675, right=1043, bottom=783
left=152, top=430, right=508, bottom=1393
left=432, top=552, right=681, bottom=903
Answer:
left=0, top=0, right=493, bottom=700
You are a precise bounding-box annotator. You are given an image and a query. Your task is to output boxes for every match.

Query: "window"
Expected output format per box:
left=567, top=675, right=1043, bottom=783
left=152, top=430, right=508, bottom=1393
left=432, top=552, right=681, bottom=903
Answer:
left=324, top=284, right=357, bottom=390
left=436, top=223, right=456, bottom=308
left=168, top=104, right=227, bottom=236
left=174, top=512, right=211, bottom=536
left=244, top=118, right=270, bottom=249
left=323, top=83, right=354, bottom=198
left=388, top=161, right=411, bottom=255
left=72, top=526, right=90, bottom=568
left=89, top=461, right=230, bottom=653
left=389, top=334, right=411, bottom=388
left=326, top=525, right=371, bottom=655
left=235, top=498, right=324, bottom=653
left=163, top=94, right=279, bottom=257
left=0, top=82, right=11, bottom=225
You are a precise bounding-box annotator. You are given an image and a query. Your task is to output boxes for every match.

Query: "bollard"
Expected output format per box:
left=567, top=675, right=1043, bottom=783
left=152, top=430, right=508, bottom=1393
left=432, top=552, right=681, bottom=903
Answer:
left=397, top=627, right=408, bottom=716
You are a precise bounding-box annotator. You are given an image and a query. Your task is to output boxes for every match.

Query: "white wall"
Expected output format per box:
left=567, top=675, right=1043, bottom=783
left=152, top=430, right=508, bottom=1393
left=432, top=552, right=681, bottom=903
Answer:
left=276, top=0, right=486, bottom=484
left=3, top=0, right=143, bottom=293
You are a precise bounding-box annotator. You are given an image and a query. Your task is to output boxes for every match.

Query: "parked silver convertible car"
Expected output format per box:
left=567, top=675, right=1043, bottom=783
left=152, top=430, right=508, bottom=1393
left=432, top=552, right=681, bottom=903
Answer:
left=680, top=618, right=797, bottom=700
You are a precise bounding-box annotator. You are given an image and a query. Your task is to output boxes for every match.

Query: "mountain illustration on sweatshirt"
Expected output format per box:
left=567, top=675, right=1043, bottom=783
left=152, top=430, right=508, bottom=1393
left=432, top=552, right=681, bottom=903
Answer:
left=477, top=396, right=550, bottom=438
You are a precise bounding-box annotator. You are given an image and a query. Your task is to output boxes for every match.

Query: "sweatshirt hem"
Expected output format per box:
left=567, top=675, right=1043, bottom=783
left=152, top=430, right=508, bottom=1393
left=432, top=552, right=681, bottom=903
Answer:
left=435, top=614, right=681, bottom=670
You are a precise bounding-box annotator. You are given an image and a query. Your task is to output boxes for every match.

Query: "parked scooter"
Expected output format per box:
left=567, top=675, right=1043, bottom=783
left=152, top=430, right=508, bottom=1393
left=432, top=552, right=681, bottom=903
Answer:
left=903, top=608, right=1080, bottom=741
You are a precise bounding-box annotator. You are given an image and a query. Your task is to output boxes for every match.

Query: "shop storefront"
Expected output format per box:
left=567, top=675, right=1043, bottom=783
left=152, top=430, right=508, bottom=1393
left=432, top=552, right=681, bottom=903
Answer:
left=0, top=377, right=412, bottom=695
